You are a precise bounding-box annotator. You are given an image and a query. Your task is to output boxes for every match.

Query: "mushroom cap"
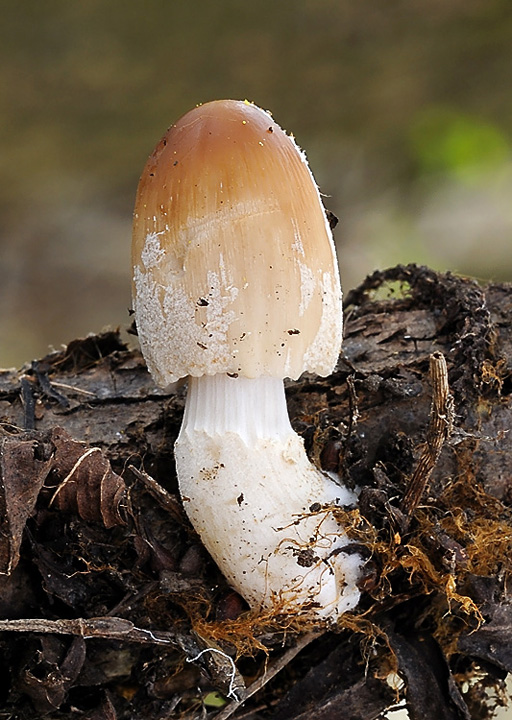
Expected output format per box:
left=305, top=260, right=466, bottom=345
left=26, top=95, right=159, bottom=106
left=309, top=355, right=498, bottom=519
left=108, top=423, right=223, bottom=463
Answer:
left=132, top=99, right=342, bottom=384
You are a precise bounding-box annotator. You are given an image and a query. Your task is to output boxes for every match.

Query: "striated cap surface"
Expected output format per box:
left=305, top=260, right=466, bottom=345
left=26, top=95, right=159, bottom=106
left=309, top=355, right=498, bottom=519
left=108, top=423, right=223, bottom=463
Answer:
left=132, top=99, right=342, bottom=384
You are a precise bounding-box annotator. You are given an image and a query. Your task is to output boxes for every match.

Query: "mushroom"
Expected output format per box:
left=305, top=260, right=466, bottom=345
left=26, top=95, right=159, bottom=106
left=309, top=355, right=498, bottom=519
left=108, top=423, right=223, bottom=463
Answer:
left=132, top=99, right=361, bottom=622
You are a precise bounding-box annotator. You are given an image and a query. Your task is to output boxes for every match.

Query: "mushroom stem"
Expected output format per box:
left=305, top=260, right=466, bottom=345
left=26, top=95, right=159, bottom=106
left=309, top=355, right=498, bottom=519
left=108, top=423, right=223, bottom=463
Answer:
left=175, top=374, right=361, bottom=621
left=180, top=375, right=293, bottom=444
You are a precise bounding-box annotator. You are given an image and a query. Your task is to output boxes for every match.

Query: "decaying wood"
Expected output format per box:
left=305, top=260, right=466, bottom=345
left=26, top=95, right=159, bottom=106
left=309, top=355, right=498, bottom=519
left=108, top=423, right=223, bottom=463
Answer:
left=0, top=264, right=511, bottom=720
left=400, top=351, right=453, bottom=523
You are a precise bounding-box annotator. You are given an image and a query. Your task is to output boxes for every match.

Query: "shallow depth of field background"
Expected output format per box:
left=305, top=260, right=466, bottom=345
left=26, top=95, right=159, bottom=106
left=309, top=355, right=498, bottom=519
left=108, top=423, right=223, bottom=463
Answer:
left=1, top=0, right=511, bottom=368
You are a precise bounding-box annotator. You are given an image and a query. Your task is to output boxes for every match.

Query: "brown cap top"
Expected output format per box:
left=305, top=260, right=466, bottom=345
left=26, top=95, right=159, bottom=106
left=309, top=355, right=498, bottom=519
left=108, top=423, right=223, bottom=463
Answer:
left=132, top=99, right=342, bottom=384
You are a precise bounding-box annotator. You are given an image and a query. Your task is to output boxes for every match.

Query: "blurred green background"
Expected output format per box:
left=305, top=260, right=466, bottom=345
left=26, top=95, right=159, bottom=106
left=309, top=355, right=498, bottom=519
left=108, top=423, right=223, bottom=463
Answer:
left=1, top=0, right=511, bottom=368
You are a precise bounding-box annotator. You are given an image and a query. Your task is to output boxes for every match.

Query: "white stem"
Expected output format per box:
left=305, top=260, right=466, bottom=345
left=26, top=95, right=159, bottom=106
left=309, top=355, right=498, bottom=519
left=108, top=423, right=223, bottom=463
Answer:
left=175, top=374, right=361, bottom=622
left=179, top=375, right=293, bottom=445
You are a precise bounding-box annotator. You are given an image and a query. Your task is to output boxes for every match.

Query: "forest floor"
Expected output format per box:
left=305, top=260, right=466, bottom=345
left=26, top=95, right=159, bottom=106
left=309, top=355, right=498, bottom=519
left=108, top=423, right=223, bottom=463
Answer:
left=0, top=265, right=511, bottom=720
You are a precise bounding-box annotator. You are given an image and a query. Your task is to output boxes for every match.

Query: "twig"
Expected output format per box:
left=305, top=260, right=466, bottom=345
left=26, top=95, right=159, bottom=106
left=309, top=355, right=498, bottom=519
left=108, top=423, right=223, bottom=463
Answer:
left=31, top=360, right=70, bottom=407
left=400, top=352, right=453, bottom=523
left=345, top=373, right=360, bottom=446
left=0, top=616, right=186, bottom=648
left=19, top=376, right=36, bottom=430
left=214, top=632, right=320, bottom=720
left=50, top=380, right=96, bottom=397
left=129, top=464, right=185, bottom=522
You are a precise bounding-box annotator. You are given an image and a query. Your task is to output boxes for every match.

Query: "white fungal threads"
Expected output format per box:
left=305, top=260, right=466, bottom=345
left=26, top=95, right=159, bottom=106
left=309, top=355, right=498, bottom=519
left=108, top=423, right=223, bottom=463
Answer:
left=186, top=648, right=241, bottom=701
